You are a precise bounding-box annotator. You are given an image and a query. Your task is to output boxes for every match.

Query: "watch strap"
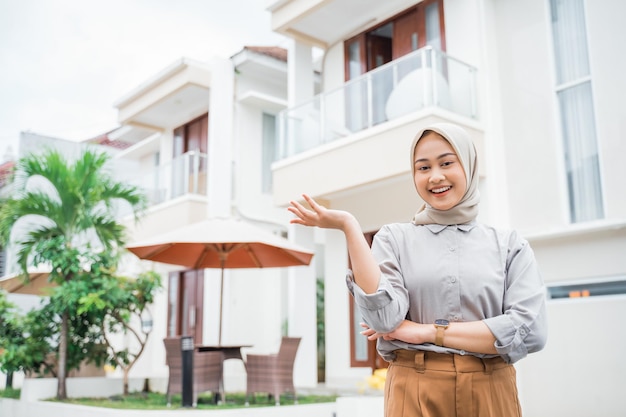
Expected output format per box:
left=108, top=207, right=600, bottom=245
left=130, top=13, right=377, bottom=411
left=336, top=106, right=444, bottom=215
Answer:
left=435, top=326, right=445, bottom=346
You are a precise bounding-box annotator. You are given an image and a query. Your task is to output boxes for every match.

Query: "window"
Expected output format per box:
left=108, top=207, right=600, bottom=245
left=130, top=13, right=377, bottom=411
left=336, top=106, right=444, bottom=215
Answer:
left=343, top=1, right=446, bottom=130
left=343, top=0, right=445, bottom=81
left=549, top=0, right=603, bottom=222
left=548, top=279, right=626, bottom=299
left=262, top=113, right=278, bottom=193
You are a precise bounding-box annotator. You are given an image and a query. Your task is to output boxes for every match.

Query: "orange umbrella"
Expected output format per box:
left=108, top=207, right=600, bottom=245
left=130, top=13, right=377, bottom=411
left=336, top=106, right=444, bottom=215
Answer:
left=126, top=217, right=314, bottom=344
left=0, top=268, right=54, bottom=296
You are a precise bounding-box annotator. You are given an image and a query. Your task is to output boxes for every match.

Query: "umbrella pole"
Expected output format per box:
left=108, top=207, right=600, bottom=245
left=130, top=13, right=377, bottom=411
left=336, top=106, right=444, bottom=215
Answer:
left=218, top=256, right=226, bottom=346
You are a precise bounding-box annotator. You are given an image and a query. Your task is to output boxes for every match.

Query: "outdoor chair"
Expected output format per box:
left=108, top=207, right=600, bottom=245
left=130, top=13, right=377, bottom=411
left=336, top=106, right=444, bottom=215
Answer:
left=245, top=336, right=301, bottom=406
left=163, top=337, right=224, bottom=406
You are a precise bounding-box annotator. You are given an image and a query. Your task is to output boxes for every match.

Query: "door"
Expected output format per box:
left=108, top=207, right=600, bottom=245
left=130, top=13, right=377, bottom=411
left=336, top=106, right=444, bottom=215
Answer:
left=172, top=113, right=208, bottom=196
left=167, top=269, right=205, bottom=343
left=349, top=231, right=387, bottom=371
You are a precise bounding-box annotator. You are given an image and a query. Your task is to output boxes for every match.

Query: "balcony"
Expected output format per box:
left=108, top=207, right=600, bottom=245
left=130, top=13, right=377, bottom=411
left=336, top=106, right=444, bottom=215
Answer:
left=277, top=47, right=477, bottom=160
left=132, top=151, right=208, bottom=206
left=272, top=47, right=483, bottom=208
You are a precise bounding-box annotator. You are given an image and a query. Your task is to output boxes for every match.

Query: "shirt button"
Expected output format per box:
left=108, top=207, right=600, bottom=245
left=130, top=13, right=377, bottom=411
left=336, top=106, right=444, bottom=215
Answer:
left=450, top=276, right=457, bottom=283
left=453, top=315, right=459, bottom=320
left=460, top=350, right=466, bottom=355
left=449, top=247, right=456, bottom=252
left=520, top=329, right=527, bottom=336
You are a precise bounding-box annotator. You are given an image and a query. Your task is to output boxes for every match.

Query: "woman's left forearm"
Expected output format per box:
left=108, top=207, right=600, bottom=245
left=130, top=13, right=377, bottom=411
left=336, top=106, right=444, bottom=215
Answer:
left=370, top=319, right=498, bottom=355
left=437, top=321, right=497, bottom=354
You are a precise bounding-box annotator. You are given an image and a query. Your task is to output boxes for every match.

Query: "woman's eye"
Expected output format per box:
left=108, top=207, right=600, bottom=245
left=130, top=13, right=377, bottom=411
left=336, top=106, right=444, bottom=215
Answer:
left=416, top=165, right=430, bottom=171
left=441, top=161, right=453, bottom=167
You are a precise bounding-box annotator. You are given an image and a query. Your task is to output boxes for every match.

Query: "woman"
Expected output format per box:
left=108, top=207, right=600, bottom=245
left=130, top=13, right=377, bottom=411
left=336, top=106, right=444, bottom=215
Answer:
left=288, top=122, right=547, bottom=417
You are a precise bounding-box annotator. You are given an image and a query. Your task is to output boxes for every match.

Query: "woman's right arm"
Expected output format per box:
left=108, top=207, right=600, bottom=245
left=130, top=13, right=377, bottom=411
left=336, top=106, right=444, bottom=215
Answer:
left=288, top=194, right=381, bottom=294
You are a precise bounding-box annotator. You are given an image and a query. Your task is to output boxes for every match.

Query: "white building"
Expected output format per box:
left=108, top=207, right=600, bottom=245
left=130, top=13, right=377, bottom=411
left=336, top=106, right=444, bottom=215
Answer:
left=1, top=2, right=625, bottom=416
left=265, top=0, right=626, bottom=416
left=102, top=48, right=323, bottom=393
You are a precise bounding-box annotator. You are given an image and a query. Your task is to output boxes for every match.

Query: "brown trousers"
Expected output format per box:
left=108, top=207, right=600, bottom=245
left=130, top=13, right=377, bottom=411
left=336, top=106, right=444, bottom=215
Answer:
left=385, top=350, right=522, bottom=417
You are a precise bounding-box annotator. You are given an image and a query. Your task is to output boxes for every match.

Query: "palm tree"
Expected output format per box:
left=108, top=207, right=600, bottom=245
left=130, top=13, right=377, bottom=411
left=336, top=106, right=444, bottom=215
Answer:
left=0, top=148, right=146, bottom=399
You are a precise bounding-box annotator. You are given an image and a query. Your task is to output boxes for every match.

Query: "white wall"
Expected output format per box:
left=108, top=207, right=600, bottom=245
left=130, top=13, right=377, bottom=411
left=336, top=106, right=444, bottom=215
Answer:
left=516, top=296, right=626, bottom=417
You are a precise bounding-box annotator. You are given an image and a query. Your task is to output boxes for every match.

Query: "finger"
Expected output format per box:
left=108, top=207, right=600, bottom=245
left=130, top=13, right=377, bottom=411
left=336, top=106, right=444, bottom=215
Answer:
left=302, top=194, right=322, bottom=213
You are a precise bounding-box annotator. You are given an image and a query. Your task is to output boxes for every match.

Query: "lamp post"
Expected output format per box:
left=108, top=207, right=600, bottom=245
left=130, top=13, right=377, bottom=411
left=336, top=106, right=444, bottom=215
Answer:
left=140, top=309, right=154, bottom=393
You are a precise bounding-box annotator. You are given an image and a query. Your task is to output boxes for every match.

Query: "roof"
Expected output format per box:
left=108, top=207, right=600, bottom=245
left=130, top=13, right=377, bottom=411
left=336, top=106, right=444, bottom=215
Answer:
left=0, top=160, right=15, bottom=187
left=85, top=131, right=134, bottom=150
left=243, top=46, right=288, bottom=62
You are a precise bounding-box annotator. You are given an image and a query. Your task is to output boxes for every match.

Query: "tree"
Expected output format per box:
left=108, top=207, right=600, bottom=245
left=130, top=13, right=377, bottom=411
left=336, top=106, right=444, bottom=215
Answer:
left=0, top=148, right=146, bottom=399
left=76, top=254, right=161, bottom=395
left=0, top=291, right=56, bottom=383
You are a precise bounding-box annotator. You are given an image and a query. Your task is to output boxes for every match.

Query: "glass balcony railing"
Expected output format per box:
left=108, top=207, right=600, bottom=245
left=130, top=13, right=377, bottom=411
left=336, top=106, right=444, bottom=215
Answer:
left=133, top=151, right=208, bottom=206
left=278, top=46, right=478, bottom=159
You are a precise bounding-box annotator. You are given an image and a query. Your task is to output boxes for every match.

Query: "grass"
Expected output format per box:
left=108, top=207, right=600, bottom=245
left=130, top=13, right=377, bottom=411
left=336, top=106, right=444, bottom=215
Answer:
left=1, top=387, right=338, bottom=410
left=47, top=391, right=337, bottom=410
left=0, top=388, right=20, bottom=399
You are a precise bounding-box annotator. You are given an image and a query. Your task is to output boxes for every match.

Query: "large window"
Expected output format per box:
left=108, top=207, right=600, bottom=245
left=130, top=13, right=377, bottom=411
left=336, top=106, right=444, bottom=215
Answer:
left=549, top=0, right=603, bottom=222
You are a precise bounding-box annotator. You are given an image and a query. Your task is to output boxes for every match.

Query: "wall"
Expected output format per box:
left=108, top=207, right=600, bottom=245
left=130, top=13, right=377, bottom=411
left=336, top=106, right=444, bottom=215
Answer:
left=516, top=295, right=626, bottom=417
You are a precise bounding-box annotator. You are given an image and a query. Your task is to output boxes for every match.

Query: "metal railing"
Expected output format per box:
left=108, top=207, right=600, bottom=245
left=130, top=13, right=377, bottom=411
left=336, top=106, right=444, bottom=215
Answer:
left=278, top=47, right=478, bottom=159
left=134, top=151, right=208, bottom=206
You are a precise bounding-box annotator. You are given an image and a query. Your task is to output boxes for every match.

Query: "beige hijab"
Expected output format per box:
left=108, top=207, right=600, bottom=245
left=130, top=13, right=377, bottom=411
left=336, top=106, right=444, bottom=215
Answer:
left=410, top=123, right=480, bottom=225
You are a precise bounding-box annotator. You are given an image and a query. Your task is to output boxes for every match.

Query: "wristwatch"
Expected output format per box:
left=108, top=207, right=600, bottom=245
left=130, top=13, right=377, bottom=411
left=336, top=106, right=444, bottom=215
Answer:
left=434, top=319, right=450, bottom=346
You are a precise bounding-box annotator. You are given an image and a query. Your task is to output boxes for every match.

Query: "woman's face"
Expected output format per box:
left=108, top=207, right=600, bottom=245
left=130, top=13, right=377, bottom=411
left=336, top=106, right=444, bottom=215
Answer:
left=413, top=132, right=467, bottom=211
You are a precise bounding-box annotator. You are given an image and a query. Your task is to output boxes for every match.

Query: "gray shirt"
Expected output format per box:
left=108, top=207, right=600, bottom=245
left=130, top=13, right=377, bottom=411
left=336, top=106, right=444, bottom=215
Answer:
left=347, top=221, right=548, bottom=364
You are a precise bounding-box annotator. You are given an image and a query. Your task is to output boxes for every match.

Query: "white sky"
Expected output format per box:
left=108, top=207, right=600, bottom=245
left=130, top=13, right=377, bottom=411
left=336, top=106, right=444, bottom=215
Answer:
left=0, top=0, right=287, bottom=159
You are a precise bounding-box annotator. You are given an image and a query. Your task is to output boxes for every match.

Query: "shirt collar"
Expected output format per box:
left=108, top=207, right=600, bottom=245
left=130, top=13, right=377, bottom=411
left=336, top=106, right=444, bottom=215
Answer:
left=423, top=221, right=477, bottom=234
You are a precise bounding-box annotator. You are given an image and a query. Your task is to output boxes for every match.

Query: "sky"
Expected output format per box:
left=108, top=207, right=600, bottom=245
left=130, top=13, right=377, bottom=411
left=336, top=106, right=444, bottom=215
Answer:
left=0, top=0, right=287, bottom=160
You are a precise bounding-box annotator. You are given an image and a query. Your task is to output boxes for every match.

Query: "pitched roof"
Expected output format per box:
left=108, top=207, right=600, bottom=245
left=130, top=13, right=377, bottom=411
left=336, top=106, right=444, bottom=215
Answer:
left=0, top=160, right=15, bottom=187
left=85, top=131, right=134, bottom=150
left=243, top=46, right=288, bottom=62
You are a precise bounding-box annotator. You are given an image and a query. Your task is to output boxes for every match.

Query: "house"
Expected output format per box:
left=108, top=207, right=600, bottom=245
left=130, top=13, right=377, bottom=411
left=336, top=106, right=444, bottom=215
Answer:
left=265, top=0, right=626, bottom=416
left=2, top=2, right=625, bottom=415
left=101, top=48, right=324, bottom=393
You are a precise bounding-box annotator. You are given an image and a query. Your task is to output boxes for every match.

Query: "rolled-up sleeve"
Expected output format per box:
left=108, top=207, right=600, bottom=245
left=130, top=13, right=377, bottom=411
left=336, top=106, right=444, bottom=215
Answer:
left=483, top=231, right=548, bottom=363
left=345, top=226, right=409, bottom=333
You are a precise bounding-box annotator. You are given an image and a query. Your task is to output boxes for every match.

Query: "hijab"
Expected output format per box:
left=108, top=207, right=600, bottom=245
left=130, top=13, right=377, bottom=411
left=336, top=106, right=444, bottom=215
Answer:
left=410, top=122, right=480, bottom=225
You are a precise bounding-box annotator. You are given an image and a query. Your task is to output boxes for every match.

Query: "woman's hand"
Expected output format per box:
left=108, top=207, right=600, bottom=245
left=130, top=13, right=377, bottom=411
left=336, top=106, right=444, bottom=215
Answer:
left=288, top=194, right=355, bottom=231
left=290, top=194, right=381, bottom=294
left=360, top=320, right=427, bottom=344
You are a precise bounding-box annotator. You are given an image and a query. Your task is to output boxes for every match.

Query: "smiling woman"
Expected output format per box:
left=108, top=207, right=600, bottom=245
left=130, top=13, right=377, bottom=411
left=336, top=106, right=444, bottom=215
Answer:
left=288, top=122, right=547, bottom=417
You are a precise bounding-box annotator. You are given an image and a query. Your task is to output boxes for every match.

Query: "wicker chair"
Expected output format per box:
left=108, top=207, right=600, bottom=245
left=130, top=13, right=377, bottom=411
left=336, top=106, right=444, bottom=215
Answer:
left=245, top=336, right=301, bottom=406
left=163, top=337, right=224, bottom=406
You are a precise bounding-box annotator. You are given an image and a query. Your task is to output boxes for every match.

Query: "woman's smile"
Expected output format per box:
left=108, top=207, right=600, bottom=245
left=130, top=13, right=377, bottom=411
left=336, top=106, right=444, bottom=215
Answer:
left=413, top=132, right=467, bottom=211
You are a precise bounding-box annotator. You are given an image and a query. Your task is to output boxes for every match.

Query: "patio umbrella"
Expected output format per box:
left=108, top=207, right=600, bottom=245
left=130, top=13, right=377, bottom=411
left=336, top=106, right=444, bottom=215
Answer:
left=125, top=217, right=314, bottom=344
left=0, top=268, right=54, bottom=296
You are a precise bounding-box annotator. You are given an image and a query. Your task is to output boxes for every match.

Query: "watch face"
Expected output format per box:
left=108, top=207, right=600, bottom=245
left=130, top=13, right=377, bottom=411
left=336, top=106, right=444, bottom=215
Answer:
left=435, top=319, right=450, bottom=327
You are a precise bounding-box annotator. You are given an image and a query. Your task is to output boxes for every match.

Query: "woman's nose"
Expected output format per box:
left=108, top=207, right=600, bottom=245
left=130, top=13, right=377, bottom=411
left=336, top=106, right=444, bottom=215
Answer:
left=429, top=171, right=445, bottom=183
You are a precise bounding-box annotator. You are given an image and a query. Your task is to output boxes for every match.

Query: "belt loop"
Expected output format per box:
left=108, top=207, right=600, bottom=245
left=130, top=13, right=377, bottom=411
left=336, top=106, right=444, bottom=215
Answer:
left=414, top=351, right=425, bottom=373
left=481, top=358, right=493, bottom=375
